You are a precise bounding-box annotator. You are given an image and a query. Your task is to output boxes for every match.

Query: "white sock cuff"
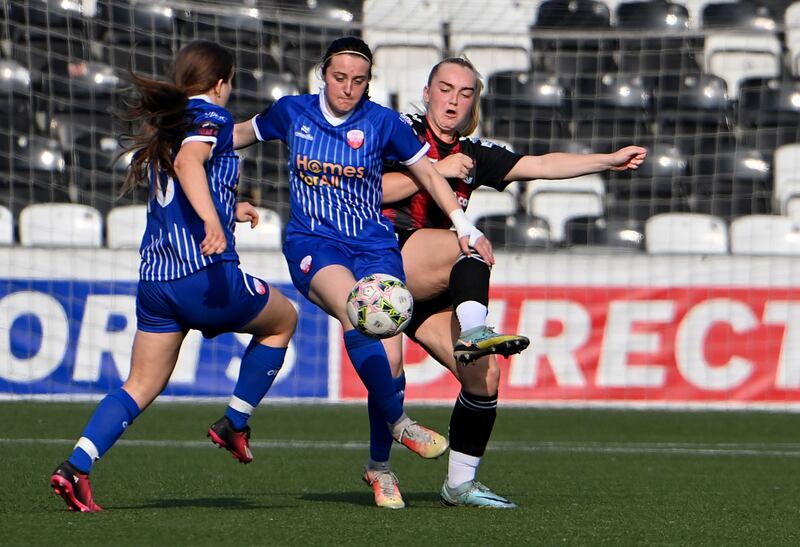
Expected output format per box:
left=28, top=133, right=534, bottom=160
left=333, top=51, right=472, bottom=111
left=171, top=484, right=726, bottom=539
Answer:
left=449, top=449, right=482, bottom=468
left=228, top=396, right=255, bottom=415
left=455, top=301, right=488, bottom=333
left=75, top=437, right=99, bottom=461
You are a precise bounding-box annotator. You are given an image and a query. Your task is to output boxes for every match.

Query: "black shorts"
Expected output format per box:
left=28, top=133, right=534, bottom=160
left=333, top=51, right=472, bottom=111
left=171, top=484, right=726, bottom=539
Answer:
left=396, top=228, right=453, bottom=339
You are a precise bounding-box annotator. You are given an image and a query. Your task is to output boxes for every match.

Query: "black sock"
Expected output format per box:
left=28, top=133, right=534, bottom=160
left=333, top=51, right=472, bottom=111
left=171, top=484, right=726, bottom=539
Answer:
left=449, top=255, right=490, bottom=310
left=448, top=389, right=497, bottom=457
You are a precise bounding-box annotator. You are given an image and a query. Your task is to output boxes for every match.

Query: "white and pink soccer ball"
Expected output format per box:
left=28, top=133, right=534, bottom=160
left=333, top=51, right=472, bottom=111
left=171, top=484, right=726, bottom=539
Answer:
left=346, top=274, right=414, bottom=338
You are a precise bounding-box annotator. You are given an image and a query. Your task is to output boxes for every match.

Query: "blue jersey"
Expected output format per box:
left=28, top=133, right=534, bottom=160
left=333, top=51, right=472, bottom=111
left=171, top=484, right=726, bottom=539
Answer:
left=252, top=93, right=429, bottom=249
left=139, top=95, right=240, bottom=281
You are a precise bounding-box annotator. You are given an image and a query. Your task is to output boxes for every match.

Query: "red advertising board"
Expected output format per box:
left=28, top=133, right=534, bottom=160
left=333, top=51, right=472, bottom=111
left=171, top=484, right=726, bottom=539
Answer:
left=339, top=285, right=800, bottom=404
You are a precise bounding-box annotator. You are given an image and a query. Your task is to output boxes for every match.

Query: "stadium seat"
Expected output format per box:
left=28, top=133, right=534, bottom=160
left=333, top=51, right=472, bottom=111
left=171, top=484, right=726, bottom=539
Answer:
left=474, top=213, right=552, bottom=251
left=644, top=212, right=728, bottom=254
left=787, top=2, right=800, bottom=75
left=465, top=186, right=519, bottom=224
left=448, top=0, right=535, bottom=78
left=0, top=204, right=13, bottom=245
left=19, top=203, right=102, bottom=248
left=526, top=174, right=606, bottom=206
left=651, top=74, right=736, bottom=156
left=606, top=142, right=691, bottom=221
left=371, top=45, right=443, bottom=112
left=702, top=1, right=777, bottom=29
left=42, top=60, right=122, bottom=118
left=106, top=204, right=146, bottom=249
left=528, top=191, right=604, bottom=242
left=703, top=33, right=782, bottom=99
left=230, top=69, right=300, bottom=120
left=234, top=207, right=282, bottom=251
left=363, top=0, right=445, bottom=50
left=482, top=71, right=570, bottom=155
left=0, top=60, right=35, bottom=133
left=786, top=196, right=800, bottom=219
left=738, top=77, right=800, bottom=157
left=729, top=215, right=800, bottom=255
left=773, top=143, right=800, bottom=214
left=564, top=215, right=645, bottom=250
left=689, top=145, right=772, bottom=219
left=0, top=132, right=69, bottom=215
left=573, top=73, right=652, bottom=122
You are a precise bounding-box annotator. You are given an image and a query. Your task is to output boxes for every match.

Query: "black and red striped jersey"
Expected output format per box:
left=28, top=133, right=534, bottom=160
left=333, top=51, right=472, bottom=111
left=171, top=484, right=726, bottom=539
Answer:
left=382, top=113, right=523, bottom=231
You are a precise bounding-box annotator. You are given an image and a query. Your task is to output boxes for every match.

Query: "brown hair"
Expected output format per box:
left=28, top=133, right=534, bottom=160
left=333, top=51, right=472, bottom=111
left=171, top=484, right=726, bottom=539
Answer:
left=119, top=40, right=234, bottom=195
left=426, top=57, right=483, bottom=136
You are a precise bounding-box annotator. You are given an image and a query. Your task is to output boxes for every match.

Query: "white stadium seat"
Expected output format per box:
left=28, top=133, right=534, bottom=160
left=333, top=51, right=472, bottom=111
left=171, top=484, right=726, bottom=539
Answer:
left=773, top=143, right=800, bottom=214
left=371, top=45, right=443, bottom=113
left=526, top=174, right=606, bottom=207
left=449, top=0, right=535, bottom=78
left=730, top=215, right=800, bottom=255
left=0, top=205, right=13, bottom=245
left=528, top=191, right=604, bottom=242
left=19, top=203, right=103, bottom=248
left=235, top=207, right=282, bottom=250
left=363, top=0, right=445, bottom=50
left=107, top=205, right=148, bottom=249
left=465, top=187, right=518, bottom=224
left=645, top=212, right=728, bottom=254
left=703, top=33, right=782, bottom=99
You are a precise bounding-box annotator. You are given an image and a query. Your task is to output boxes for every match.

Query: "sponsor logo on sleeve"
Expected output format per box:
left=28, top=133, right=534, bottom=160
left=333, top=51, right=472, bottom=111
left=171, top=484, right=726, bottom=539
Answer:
left=197, top=121, right=220, bottom=137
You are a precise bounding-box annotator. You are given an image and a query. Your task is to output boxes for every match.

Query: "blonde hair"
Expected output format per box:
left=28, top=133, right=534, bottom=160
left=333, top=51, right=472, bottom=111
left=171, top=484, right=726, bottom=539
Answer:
left=425, top=56, right=483, bottom=136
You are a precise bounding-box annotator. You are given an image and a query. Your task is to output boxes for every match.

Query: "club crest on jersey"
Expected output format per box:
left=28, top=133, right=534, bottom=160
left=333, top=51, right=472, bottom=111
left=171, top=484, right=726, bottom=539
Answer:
left=300, top=255, right=313, bottom=274
left=346, top=129, right=364, bottom=149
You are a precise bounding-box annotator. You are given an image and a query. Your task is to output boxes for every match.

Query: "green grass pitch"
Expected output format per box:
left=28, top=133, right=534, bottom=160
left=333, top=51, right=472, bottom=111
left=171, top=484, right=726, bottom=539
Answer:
left=3, top=401, right=800, bottom=546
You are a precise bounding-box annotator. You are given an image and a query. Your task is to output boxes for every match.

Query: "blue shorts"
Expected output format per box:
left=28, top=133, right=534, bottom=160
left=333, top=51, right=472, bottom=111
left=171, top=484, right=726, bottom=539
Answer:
left=283, top=234, right=405, bottom=300
left=136, top=260, right=271, bottom=338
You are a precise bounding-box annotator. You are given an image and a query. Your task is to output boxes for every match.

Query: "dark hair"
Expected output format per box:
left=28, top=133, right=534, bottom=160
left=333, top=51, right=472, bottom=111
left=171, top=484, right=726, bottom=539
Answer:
left=119, top=40, right=234, bottom=195
left=426, top=57, right=483, bottom=136
left=319, top=36, right=373, bottom=96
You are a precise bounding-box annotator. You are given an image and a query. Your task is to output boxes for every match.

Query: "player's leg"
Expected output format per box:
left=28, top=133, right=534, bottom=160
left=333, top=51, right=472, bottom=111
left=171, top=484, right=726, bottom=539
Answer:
left=410, top=311, right=516, bottom=508
left=209, top=280, right=298, bottom=463
left=310, top=264, right=445, bottom=454
left=51, top=330, right=185, bottom=512
left=361, top=334, right=406, bottom=509
left=401, top=229, right=529, bottom=364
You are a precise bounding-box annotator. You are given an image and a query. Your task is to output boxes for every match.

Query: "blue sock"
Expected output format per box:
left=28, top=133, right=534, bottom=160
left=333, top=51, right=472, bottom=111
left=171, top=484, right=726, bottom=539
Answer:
left=225, top=341, right=287, bottom=430
left=368, top=373, right=406, bottom=463
left=344, top=330, right=403, bottom=425
left=68, top=388, right=140, bottom=474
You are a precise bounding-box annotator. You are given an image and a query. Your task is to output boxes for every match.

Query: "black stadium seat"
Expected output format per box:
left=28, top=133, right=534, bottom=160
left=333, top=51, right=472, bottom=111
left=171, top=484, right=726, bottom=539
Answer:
left=482, top=71, right=570, bottom=155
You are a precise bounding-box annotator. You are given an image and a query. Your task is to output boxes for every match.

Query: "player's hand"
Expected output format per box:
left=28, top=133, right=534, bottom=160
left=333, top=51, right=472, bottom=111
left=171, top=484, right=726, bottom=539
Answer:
left=608, top=146, right=648, bottom=171
left=458, top=232, right=495, bottom=266
left=200, top=218, right=227, bottom=256
left=434, top=153, right=474, bottom=179
left=236, top=202, right=259, bottom=228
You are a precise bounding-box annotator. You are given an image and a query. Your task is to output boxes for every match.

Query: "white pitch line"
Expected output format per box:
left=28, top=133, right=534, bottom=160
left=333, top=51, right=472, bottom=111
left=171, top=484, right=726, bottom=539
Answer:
left=4, top=438, right=800, bottom=458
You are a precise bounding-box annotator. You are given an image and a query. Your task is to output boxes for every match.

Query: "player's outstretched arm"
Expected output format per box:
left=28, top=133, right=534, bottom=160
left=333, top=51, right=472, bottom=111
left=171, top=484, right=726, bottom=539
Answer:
left=174, top=141, right=226, bottom=256
left=504, top=145, right=648, bottom=181
left=233, top=120, right=258, bottom=150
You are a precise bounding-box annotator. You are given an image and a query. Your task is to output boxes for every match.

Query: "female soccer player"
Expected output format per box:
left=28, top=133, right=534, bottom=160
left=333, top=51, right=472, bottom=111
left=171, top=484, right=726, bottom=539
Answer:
left=233, top=37, right=490, bottom=510
left=49, top=40, right=298, bottom=512
left=379, top=57, right=648, bottom=508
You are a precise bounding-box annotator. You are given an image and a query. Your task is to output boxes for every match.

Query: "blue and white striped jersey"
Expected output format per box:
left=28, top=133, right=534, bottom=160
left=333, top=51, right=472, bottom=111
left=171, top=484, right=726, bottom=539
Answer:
left=252, top=92, right=429, bottom=249
left=139, top=95, right=240, bottom=281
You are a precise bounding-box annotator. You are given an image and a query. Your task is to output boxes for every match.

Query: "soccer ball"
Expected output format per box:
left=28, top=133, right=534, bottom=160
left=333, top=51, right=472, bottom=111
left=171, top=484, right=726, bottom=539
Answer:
left=346, top=274, right=414, bottom=338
